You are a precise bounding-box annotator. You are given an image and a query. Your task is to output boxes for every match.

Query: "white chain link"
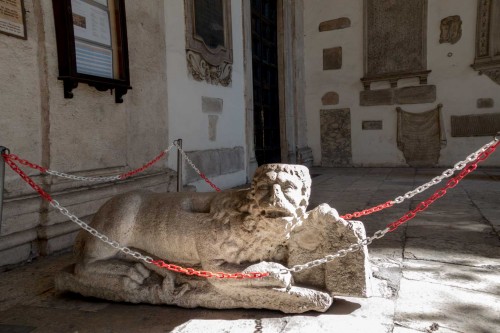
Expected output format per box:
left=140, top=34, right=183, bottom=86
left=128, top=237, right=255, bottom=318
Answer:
left=173, top=141, right=202, bottom=176
left=283, top=217, right=390, bottom=274
left=392, top=139, right=497, bottom=204
left=44, top=145, right=174, bottom=182
left=45, top=170, right=121, bottom=182
left=50, top=200, right=154, bottom=264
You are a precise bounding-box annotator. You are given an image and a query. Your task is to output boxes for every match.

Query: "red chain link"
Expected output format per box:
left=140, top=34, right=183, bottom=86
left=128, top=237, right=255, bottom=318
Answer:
left=386, top=142, right=499, bottom=232
left=119, top=151, right=166, bottom=179
left=341, top=200, right=394, bottom=220
left=199, top=172, right=222, bottom=192
left=6, top=154, right=47, bottom=173
left=150, top=260, right=269, bottom=279
left=2, top=154, right=53, bottom=202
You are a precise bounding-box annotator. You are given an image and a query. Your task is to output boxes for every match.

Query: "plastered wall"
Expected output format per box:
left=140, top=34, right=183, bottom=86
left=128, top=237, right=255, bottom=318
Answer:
left=164, top=0, right=247, bottom=189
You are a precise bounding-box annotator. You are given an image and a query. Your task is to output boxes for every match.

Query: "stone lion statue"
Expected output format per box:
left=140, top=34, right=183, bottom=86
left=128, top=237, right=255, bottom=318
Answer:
left=56, top=164, right=370, bottom=313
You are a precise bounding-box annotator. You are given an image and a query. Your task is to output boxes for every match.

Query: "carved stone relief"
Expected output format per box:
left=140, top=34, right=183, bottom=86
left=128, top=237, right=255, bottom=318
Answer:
left=362, top=0, right=430, bottom=90
left=472, top=0, right=500, bottom=85
left=185, top=0, right=233, bottom=86
left=440, top=15, right=462, bottom=44
left=451, top=113, right=500, bottom=137
left=186, top=50, right=232, bottom=86
left=320, top=109, right=352, bottom=166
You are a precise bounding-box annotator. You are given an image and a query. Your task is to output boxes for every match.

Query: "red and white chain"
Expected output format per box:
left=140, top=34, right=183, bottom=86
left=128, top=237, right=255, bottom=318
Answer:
left=46, top=144, right=174, bottom=181
left=341, top=137, right=499, bottom=219
left=285, top=136, right=499, bottom=273
left=392, top=139, right=498, bottom=204
left=3, top=135, right=499, bottom=277
left=282, top=227, right=389, bottom=273
left=50, top=199, right=155, bottom=263
left=50, top=198, right=268, bottom=279
left=9, top=144, right=174, bottom=182
left=173, top=141, right=221, bottom=191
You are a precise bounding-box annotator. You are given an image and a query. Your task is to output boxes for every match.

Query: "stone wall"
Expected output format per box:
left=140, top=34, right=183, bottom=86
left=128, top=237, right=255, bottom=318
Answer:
left=0, top=1, right=175, bottom=268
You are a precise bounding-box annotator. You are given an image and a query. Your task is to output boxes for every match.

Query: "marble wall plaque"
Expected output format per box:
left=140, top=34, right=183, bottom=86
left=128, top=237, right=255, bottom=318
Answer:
left=362, top=120, right=383, bottom=130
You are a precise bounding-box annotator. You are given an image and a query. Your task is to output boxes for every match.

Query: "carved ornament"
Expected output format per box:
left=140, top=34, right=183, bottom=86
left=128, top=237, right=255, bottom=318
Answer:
left=186, top=50, right=232, bottom=87
left=472, top=0, right=500, bottom=85
left=439, top=15, right=462, bottom=44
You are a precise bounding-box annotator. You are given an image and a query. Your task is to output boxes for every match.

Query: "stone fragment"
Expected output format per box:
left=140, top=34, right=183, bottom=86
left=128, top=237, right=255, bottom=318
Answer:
left=395, top=85, right=436, bottom=104
left=323, top=47, right=342, bottom=70
left=319, top=17, right=351, bottom=32
left=320, top=109, right=352, bottom=166
left=360, top=89, right=394, bottom=106
left=440, top=15, right=462, bottom=44
left=208, top=115, right=218, bottom=141
left=184, top=147, right=245, bottom=183
left=477, top=98, right=494, bottom=108
left=201, top=96, right=223, bottom=113
left=321, top=91, right=339, bottom=105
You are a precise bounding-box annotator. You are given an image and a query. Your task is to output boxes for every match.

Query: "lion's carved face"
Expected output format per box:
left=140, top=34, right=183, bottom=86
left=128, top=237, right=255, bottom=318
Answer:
left=251, top=164, right=311, bottom=218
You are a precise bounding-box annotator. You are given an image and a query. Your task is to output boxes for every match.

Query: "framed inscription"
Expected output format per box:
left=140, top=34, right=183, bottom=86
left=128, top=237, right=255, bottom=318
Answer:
left=0, top=0, right=27, bottom=39
left=361, top=0, right=430, bottom=90
left=185, top=0, right=233, bottom=86
left=52, top=0, right=131, bottom=103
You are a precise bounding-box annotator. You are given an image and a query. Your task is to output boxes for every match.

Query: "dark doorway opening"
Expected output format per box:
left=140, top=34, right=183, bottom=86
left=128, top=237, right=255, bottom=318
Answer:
left=251, top=0, right=281, bottom=165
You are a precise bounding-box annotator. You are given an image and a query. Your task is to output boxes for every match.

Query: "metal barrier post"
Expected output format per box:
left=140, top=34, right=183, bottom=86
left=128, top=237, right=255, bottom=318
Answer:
left=0, top=146, right=8, bottom=231
left=176, top=139, right=182, bottom=192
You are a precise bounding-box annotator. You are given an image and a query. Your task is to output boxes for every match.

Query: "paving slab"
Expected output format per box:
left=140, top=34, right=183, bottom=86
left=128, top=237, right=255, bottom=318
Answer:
left=402, top=259, right=500, bottom=294
left=404, top=236, right=500, bottom=267
left=1, top=167, right=499, bottom=332
left=395, top=278, right=500, bottom=333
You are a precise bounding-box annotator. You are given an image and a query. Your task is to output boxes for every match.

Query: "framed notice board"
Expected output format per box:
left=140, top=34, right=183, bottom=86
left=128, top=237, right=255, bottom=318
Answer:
left=0, top=0, right=27, bottom=39
left=52, top=0, right=131, bottom=103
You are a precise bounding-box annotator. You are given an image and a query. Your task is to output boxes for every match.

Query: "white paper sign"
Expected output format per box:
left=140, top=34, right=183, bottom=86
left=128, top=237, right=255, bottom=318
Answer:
left=72, top=0, right=111, bottom=46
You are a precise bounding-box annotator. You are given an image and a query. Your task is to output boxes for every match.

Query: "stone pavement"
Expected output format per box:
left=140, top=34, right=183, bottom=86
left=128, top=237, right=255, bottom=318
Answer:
left=0, top=167, right=499, bottom=333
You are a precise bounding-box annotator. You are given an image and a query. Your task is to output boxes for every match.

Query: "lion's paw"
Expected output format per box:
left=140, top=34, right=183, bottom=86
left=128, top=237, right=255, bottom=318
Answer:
left=243, top=261, right=292, bottom=289
left=126, top=263, right=151, bottom=285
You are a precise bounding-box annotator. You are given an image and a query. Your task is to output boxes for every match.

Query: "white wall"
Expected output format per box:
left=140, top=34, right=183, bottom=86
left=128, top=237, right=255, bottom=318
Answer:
left=304, top=0, right=500, bottom=167
left=164, top=0, right=247, bottom=189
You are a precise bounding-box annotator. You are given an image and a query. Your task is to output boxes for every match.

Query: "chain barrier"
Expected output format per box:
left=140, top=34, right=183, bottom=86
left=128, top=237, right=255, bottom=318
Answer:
left=340, top=138, right=499, bottom=220
left=173, top=141, right=222, bottom=191
left=1, top=134, right=499, bottom=277
left=285, top=138, right=499, bottom=273
left=5, top=144, right=174, bottom=183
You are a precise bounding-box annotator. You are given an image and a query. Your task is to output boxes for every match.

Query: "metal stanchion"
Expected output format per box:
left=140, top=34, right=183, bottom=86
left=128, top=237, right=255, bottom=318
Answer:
left=176, top=139, right=183, bottom=192
left=0, top=146, right=8, bottom=231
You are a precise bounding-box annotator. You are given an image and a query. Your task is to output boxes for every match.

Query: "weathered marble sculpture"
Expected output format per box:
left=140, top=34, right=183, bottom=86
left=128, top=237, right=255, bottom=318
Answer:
left=56, top=164, right=370, bottom=313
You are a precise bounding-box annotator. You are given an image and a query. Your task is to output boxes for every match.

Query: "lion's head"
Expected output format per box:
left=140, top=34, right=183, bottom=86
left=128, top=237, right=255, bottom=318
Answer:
left=249, top=164, right=311, bottom=219
left=207, top=164, right=312, bottom=263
